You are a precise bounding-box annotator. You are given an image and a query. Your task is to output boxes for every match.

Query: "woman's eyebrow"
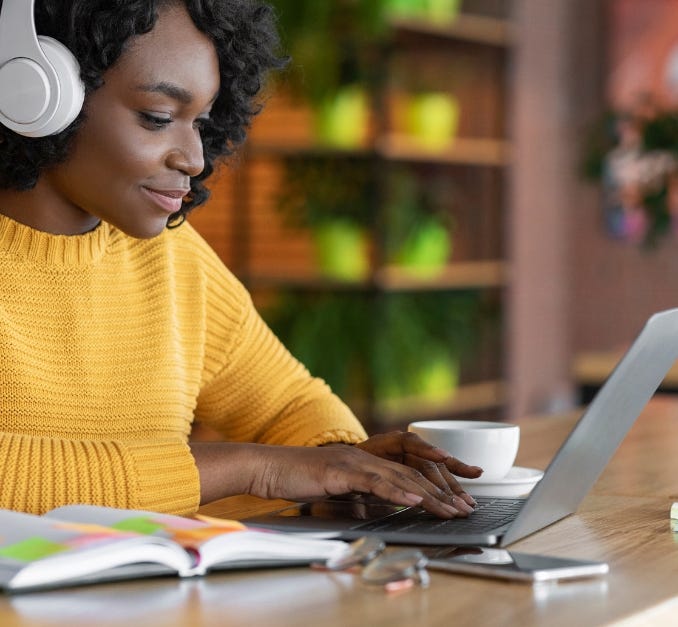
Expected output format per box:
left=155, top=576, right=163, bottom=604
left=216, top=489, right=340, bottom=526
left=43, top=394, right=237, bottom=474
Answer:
left=135, top=81, right=193, bottom=104
left=134, top=81, right=220, bottom=106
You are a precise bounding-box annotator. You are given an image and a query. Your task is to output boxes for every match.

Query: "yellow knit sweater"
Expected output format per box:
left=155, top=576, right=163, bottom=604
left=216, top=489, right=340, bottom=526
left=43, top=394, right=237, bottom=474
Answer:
left=0, top=214, right=367, bottom=515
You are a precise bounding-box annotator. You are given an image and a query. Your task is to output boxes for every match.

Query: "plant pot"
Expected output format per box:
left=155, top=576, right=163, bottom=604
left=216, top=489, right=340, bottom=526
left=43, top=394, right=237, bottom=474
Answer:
left=314, top=86, right=369, bottom=149
left=426, top=0, right=462, bottom=23
left=374, top=350, right=460, bottom=403
left=412, top=351, right=460, bottom=401
left=406, top=92, right=460, bottom=150
left=385, top=0, right=428, bottom=18
left=394, top=218, right=451, bottom=277
left=385, top=0, right=462, bottom=22
left=313, top=221, right=370, bottom=281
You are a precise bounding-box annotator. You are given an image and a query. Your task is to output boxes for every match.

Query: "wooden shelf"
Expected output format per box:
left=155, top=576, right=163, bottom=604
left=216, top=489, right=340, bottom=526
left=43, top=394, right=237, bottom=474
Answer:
left=375, top=261, right=507, bottom=290
left=247, top=140, right=371, bottom=159
left=246, top=270, right=368, bottom=292
left=376, top=135, right=511, bottom=167
left=366, top=380, right=507, bottom=426
left=248, top=136, right=511, bottom=168
left=389, top=13, right=513, bottom=48
left=246, top=261, right=508, bottom=292
left=573, top=350, right=678, bottom=389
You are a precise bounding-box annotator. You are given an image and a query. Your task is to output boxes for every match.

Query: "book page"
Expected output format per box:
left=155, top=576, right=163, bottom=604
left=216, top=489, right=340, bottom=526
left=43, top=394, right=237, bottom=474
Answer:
left=47, top=506, right=348, bottom=575
left=46, top=505, right=246, bottom=553
left=0, top=510, right=192, bottom=591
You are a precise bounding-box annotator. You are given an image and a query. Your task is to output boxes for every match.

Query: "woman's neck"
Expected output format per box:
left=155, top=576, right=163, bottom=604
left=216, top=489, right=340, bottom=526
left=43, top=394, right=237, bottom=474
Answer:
left=0, top=185, right=100, bottom=235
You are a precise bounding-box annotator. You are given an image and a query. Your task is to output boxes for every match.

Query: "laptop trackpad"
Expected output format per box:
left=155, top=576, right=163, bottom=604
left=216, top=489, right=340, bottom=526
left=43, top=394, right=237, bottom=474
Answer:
left=244, top=495, right=409, bottom=532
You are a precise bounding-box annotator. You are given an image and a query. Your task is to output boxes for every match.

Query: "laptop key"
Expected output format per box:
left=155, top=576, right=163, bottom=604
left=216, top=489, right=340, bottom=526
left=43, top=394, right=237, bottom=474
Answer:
left=353, top=497, right=526, bottom=535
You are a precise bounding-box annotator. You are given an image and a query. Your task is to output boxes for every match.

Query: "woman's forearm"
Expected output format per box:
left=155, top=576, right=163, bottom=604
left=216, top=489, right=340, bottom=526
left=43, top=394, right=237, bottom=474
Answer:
left=189, top=441, right=265, bottom=504
left=188, top=436, right=479, bottom=519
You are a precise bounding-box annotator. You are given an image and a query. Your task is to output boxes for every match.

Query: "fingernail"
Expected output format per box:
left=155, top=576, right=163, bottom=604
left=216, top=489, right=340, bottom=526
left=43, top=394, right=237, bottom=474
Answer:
left=461, top=493, right=477, bottom=506
left=452, top=496, right=474, bottom=513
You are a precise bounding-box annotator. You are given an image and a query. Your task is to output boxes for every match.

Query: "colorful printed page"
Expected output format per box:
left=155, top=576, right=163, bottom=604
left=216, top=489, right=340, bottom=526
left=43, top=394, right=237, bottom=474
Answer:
left=0, top=509, right=192, bottom=591
left=0, top=506, right=349, bottom=589
left=0, top=509, right=141, bottom=564
left=46, top=505, right=349, bottom=574
left=46, top=505, right=247, bottom=552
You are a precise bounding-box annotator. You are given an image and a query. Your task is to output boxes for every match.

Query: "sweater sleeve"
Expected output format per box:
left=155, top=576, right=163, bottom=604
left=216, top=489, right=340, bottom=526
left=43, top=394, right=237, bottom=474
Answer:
left=195, top=289, right=368, bottom=447
left=0, top=432, right=200, bottom=515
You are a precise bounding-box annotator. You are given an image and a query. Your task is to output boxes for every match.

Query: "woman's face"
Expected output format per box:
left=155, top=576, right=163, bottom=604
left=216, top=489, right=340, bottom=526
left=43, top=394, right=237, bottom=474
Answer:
left=41, top=3, right=220, bottom=238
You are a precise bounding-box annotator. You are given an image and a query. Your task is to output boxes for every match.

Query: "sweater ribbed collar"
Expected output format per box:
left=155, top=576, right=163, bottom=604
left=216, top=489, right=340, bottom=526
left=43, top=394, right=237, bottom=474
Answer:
left=0, top=213, right=113, bottom=266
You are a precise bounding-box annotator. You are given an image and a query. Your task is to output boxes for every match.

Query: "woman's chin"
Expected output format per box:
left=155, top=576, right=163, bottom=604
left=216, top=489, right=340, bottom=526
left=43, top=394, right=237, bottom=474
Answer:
left=114, top=218, right=171, bottom=240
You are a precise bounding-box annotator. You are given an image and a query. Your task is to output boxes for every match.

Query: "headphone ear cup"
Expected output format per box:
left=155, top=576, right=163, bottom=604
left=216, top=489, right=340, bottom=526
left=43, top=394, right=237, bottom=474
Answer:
left=33, top=36, right=85, bottom=137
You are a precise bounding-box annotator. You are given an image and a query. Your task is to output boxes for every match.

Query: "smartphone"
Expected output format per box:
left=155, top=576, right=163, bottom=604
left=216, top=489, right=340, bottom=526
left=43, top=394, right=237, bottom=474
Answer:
left=425, top=546, right=609, bottom=582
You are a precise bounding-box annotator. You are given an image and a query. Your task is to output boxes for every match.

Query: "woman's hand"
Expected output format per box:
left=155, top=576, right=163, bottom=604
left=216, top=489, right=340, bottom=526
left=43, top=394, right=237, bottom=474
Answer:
left=249, top=442, right=481, bottom=518
left=355, top=431, right=483, bottom=509
left=191, top=439, right=481, bottom=519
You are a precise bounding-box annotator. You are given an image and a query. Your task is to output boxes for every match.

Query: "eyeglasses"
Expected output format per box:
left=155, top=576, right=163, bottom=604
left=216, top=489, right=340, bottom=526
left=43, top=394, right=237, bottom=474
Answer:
left=315, top=536, right=430, bottom=592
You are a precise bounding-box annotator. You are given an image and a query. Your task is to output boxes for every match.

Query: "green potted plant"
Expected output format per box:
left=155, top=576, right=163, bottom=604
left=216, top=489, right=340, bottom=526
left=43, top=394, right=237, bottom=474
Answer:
left=385, top=0, right=463, bottom=25
left=265, top=292, right=373, bottom=400
left=383, top=167, right=454, bottom=277
left=370, top=292, right=479, bottom=404
left=405, top=91, right=460, bottom=150
left=268, top=0, right=389, bottom=147
left=276, top=156, right=377, bottom=281
left=264, top=290, right=481, bottom=406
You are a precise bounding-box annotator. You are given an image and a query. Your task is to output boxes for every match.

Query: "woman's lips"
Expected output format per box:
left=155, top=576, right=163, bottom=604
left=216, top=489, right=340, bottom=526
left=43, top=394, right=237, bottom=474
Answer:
left=141, top=187, right=189, bottom=214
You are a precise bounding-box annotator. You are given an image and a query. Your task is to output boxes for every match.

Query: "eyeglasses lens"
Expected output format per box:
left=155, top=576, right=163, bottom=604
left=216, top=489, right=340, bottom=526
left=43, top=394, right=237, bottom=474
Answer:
left=361, top=549, right=430, bottom=589
left=324, top=536, right=386, bottom=571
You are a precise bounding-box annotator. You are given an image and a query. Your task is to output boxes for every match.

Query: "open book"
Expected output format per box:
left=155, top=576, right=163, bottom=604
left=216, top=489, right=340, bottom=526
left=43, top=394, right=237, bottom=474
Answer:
left=0, top=505, right=349, bottom=593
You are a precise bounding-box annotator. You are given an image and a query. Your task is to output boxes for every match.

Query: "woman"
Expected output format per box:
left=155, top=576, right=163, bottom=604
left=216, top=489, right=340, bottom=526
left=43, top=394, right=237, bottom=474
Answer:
left=0, top=0, right=481, bottom=517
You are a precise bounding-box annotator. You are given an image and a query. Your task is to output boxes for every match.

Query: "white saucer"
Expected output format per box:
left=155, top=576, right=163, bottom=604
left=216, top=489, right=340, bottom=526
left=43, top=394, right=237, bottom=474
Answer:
left=458, top=466, right=544, bottom=498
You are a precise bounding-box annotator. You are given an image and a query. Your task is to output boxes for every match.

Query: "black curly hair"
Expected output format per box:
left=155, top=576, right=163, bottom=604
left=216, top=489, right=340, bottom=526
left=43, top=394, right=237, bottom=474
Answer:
left=0, top=0, right=286, bottom=224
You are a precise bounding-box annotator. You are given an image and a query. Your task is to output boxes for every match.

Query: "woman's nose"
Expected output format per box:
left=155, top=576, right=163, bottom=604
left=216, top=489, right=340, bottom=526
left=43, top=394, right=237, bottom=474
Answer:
left=166, top=127, right=205, bottom=177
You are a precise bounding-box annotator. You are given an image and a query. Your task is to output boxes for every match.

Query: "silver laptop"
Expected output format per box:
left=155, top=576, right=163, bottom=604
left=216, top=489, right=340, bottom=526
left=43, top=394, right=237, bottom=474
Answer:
left=245, top=308, right=678, bottom=546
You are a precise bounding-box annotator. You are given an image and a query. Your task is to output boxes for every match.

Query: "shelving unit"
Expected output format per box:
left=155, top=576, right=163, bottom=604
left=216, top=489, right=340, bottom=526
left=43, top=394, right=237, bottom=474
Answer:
left=573, top=350, right=678, bottom=404
left=190, top=3, right=514, bottom=432
left=368, top=380, right=507, bottom=425
left=247, top=260, right=507, bottom=291
left=376, top=135, right=510, bottom=167
left=388, top=12, right=513, bottom=47
left=249, top=136, right=510, bottom=167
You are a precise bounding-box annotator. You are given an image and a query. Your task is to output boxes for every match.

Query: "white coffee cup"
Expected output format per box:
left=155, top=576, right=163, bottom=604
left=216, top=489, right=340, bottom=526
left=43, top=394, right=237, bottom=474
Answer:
left=408, top=420, right=520, bottom=481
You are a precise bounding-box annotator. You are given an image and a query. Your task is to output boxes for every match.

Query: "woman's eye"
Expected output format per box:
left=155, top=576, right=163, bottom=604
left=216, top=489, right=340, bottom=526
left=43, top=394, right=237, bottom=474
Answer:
left=139, top=112, right=172, bottom=129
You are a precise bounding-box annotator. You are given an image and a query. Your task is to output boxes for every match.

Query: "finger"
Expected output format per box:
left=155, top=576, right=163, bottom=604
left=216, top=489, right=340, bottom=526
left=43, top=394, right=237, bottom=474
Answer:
left=370, top=479, right=462, bottom=519
left=313, top=446, right=472, bottom=519
left=440, top=454, right=483, bottom=480
left=400, top=447, right=478, bottom=509
left=427, top=457, right=479, bottom=507
left=438, top=463, right=478, bottom=507
left=404, top=455, right=451, bottom=494
left=402, top=454, right=475, bottom=513
left=332, top=449, right=460, bottom=518
left=356, top=445, right=476, bottom=517
left=346, top=458, right=464, bottom=519
left=386, top=432, right=485, bottom=477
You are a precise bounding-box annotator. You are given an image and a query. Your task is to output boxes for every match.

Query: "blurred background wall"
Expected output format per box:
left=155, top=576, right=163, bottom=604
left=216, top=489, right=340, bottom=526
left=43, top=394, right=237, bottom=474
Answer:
left=189, top=0, right=678, bottom=433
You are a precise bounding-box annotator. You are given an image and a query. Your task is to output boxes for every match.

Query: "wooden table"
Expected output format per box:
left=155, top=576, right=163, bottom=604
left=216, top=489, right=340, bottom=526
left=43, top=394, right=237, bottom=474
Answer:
left=3, top=397, right=678, bottom=627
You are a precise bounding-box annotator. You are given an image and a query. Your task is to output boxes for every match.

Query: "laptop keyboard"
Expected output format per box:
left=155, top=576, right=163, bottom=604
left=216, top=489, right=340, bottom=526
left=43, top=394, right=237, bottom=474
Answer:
left=351, top=497, right=525, bottom=535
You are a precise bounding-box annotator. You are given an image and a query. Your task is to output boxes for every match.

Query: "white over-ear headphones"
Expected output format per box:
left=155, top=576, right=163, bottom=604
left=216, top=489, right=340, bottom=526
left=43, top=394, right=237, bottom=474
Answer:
left=0, top=0, right=85, bottom=137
